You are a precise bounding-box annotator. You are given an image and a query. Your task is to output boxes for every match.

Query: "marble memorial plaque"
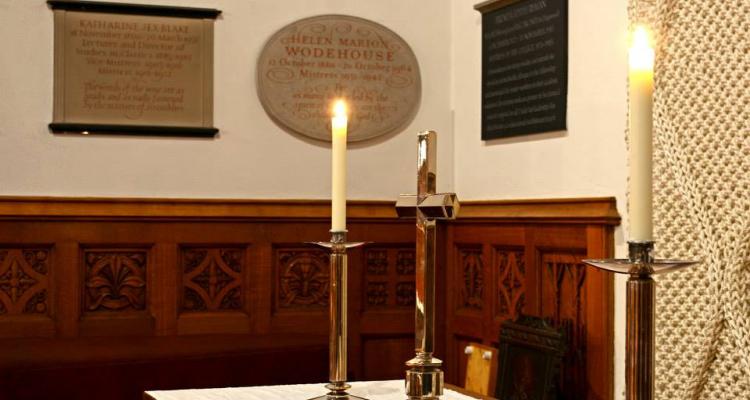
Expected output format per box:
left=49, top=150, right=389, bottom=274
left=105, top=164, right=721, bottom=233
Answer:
left=257, top=15, right=421, bottom=142
left=49, top=1, right=220, bottom=136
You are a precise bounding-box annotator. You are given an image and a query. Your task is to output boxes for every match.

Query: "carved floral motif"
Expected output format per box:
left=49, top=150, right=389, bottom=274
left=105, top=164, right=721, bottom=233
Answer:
left=84, top=251, right=146, bottom=312
left=182, top=248, right=244, bottom=312
left=366, top=282, right=388, bottom=306
left=396, top=282, right=415, bottom=306
left=496, top=249, right=525, bottom=319
left=0, top=248, right=50, bottom=316
left=366, top=250, right=388, bottom=275
left=459, top=247, right=484, bottom=310
left=362, top=246, right=416, bottom=309
left=396, top=250, right=415, bottom=275
left=543, top=254, right=586, bottom=324
left=542, top=252, right=588, bottom=399
left=23, top=290, right=47, bottom=314
left=277, top=249, right=329, bottom=308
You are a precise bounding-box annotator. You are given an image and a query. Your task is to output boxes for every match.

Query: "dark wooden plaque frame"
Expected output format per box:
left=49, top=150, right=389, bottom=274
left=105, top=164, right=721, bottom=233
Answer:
left=48, top=1, right=221, bottom=138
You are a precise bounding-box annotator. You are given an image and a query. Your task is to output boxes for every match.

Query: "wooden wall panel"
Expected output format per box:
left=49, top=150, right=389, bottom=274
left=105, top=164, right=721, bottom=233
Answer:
left=360, top=335, right=413, bottom=380
left=445, top=221, right=617, bottom=400
left=0, top=197, right=618, bottom=400
left=0, top=247, right=55, bottom=339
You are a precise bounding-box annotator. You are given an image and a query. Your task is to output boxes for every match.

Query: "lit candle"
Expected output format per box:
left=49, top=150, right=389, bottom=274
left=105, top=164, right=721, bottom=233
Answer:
left=331, top=99, right=348, bottom=232
left=628, top=25, right=655, bottom=241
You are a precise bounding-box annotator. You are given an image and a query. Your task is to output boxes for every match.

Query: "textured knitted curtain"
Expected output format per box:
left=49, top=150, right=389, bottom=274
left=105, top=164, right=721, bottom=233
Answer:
left=627, top=1, right=750, bottom=399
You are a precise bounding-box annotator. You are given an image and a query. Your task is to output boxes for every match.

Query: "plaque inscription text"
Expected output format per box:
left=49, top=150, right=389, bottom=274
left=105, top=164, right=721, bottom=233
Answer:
left=50, top=2, right=219, bottom=136
left=257, top=15, right=422, bottom=142
left=477, top=0, right=568, bottom=139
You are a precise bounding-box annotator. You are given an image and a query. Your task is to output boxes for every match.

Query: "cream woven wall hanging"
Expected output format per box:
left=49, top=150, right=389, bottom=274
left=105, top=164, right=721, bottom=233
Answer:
left=627, top=1, right=750, bottom=399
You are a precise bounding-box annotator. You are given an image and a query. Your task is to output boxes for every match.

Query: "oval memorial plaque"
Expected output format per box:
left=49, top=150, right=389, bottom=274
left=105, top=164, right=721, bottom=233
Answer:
left=257, top=15, right=421, bottom=142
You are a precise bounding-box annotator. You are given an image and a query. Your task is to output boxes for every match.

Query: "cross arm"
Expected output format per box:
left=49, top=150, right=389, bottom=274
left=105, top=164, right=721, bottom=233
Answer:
left=395, top=193, right=460, bottom=219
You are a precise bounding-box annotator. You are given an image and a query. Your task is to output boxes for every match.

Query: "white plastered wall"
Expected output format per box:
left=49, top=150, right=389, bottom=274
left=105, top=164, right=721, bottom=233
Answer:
left=0, top=0, right=453, bottom=200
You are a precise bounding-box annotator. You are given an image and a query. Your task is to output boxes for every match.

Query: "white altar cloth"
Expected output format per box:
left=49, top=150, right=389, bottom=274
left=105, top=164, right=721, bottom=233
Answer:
left=146, top=380, right=480, bottom=400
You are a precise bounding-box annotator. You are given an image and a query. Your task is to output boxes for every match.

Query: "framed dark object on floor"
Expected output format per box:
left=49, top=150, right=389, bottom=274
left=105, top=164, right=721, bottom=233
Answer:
left=495, top=315, right=566, bottom=400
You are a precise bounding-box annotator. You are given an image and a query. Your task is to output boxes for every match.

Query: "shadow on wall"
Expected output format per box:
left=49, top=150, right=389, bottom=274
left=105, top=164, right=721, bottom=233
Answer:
left=481, top=129, right=567, bottom=146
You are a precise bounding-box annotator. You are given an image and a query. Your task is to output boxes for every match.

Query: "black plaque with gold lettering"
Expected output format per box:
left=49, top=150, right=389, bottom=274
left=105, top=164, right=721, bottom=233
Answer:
left=475, top=0, right=567, bottom=140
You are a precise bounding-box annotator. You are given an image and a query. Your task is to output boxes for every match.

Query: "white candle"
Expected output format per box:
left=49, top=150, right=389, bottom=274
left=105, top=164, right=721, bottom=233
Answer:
left=628, top=25, right=655, bottom=241
left=331, top=100, right=348, bottom=232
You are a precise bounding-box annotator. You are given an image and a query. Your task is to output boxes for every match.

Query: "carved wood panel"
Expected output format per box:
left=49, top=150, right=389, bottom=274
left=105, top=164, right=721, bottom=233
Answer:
left=456, top=245, right=484, bottom=312
left=494, top=247, right=525, bottom=321
left=181, top=247, right=246, bottom=313
left=540, top=251, right=588, bottom=400
left=0, top=248, right=51, bottom=316
left=83, top=249, right=147, bottom=313
left=446, top=223, right=615, bottom=400
left=0, top=197, right=616, bottom=400
left=275, top=247, right=329, bottom=311
left=357, top=243, right=417, bottom=380
left=363, top=246, right=416, bottom=309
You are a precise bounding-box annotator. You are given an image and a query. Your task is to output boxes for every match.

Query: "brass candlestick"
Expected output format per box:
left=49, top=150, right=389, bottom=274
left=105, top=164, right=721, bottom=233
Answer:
left=396, top=131, right=460, bottom=400
left=309, top=231, right=368, bottom=400
left=584, top=241, right=697, bottom=400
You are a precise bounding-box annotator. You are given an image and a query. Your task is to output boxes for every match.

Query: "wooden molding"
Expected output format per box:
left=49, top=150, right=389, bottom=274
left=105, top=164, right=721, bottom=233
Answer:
left=458, top=197, right=621, bottom=224
left=47, top=0, right=222, bottom=19
left=0, top=196, right=620, bottom=224
left=474, top=0, right=521, bottom=14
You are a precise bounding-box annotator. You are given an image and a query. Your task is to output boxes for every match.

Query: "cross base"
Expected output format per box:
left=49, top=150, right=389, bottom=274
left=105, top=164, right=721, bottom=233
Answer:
left=405, top=366, right=443, bottom=400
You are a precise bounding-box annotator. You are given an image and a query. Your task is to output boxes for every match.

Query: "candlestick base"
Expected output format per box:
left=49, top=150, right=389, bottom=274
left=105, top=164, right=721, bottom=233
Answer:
left=309, top=384, right=369, bottom=400
left=309, top=395, right=368, bottom=400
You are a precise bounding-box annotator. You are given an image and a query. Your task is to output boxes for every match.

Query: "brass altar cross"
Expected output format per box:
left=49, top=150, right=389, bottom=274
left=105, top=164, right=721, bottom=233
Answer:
left=396, top=131, right=459, bottom=400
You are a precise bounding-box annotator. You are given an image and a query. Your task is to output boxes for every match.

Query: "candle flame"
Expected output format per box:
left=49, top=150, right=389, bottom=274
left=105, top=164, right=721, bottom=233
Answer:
left=629, top=25, right=655, bottom=71
left=332, top=99, right=347, bottom=118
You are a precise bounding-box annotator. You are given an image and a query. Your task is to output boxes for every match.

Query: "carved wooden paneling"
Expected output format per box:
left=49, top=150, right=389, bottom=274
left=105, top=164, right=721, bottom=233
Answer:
left=394, top=249, right=415, bottom=307
left=456, top=245, right=484, bottom=312
left=0, top=248, right=50, bottom=316
left=363, top=246, right=416, bottom=309
left=396, top=250, right=415, bottom=275
left=365, top=249, right=388, bottom=275
left=540, top=251, right=589, bottom=400
left=181, top=247, right=245, bottom=313
left=395, top=281, right=415, bottom=306
left=365, top=248, right=389, bottom=307
left=366, top=282, right=388, bottom=306
left=83, top=249, right=147, bottom=313
left=356, top=244, right=417, bottom=381
left=276, top=248, right=329, bottom=310
left=446, top=223, right=616, bottom=400
left=494, top=247, right=525, bottom=320
left=0, top=196, right=617, bottom=400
